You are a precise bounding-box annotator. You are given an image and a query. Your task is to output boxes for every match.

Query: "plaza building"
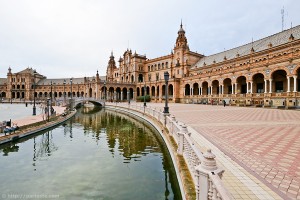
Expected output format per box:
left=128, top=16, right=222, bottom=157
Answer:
left=1, top=23, right=300, bottom=108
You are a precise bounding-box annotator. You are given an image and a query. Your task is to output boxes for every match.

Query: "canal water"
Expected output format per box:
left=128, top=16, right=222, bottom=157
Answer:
left=0, top=106, right=181, bottom=200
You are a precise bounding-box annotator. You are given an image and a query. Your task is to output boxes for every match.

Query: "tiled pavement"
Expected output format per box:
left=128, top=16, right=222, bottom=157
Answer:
left=140, top=103, right=300, bottom=200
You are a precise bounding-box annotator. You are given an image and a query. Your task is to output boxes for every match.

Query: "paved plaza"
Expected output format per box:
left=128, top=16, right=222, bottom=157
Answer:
left=141, top=103, right=300, bottom=199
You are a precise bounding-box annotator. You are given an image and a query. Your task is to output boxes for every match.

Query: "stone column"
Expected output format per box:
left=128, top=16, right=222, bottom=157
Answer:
left=264, top=79, right=268, bottom=93
left=293, top=75, right=297, bottom=92
left=211, top=86, right=213, bottom=95
left=114, top=92, right=117, bottom=101
left=287, top=77, right=291, bottom=92
left=200, top=87, right=203, bottom=95
left=219, top=85, right=222, bottom=95
left=199, top=87, right=201, bottom=96
left=247, top=82, right=249, bottom=93
left=191, top=87, right=193, bottom=96
left=195, top=149, right=224, bottom=200
left=231, top=84, right=234, bottom=94
left=221, top=85, right=224, bottom=95
left=177, top=124, right=188, bottom=155
left=250, top=81, right=253, bottom=94
left=133, top=92, right=135, bottom=100
left=235, top=83, right=237, bottom=94
left=121, top=91, right=123, bottom=101
left=269, top=79, right=273, bottom=93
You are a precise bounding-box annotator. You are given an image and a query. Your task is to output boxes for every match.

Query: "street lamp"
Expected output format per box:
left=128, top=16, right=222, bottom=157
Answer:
left=33, top=70, right=37, bottom=115
left=128, top=91, right=130, bottom=105
left=163, top=71, right=170, bottom=115
left=70, top=78, right=73, bottom=110
left=104, top=81, right=106, bottom=107
left=47, top=98, right=50, bottom=121
left=63, top=79, right=66, bottom=105
left=144, top=84, right=146, bottom=107
left=70, top=78, right=73, bottom=100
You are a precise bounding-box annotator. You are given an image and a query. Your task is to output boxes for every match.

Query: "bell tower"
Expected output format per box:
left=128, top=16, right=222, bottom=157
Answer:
left=106, top=51, right=116, bottom=82
left=174, top=21, right=189, bottom=50
left=173, top=21, right=190, bottom=78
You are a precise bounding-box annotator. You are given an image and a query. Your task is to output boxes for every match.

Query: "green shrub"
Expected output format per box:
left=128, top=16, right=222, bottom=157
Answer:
left=137, top=95, right=151, bottom=102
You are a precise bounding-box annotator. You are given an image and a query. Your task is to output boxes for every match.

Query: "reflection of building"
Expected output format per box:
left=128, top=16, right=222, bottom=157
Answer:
left=1, top=23, right=300, bottom=107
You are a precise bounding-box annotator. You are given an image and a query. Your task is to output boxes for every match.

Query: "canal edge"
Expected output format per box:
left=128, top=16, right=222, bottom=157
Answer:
left=106, top=105, right=190, bottom=200
left=0, top=110, right=77, bottom=145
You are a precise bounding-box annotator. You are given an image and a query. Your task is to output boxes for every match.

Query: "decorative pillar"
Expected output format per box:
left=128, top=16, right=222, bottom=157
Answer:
left=287, top=77, right=291, bottom=92
left=250, top=81, right=253, bottom=94
left=231, top=84, right=234, bottom=94
left=191, top=87, right=193, bottom=96
left=133, top=92, right=135, bottom=100
left=235, top=83, right=237, bottom=94
left=293, top=75, right=297, bottom=92
left=199, top=87, right=201, bottom=96
left=195, top=149, right=224, bottom=200
left=221, top=85, right=224, bottom=95
left=247, top=82, right=249, bottom=93
left=121, top=91, right=123, bottom=101
left=177, top=124, right=188, bottom=155
left=200, top=87, right=203, bottom=95
left=264, top=79, right=268, bottom=93
left=269, top=79, right=273, bottom=93
left=219, top=85, right=222, bottom=95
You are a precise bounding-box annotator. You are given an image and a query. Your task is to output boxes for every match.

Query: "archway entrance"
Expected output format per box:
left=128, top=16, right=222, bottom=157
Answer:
left=271, top=70, right=287, bottom=93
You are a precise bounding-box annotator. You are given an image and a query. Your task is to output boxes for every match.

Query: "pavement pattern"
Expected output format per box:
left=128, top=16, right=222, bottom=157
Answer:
left=143, top=103, right=300, bottom=200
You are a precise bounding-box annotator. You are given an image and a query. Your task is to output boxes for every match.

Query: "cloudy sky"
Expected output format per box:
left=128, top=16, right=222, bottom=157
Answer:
left=0, top=0, right=299, bottom=78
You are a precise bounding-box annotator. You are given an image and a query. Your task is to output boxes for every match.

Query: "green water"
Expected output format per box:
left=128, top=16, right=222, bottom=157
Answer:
left=0, top=106, right=181, bottom=200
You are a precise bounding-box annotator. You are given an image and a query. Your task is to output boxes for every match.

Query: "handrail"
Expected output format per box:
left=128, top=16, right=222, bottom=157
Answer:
left=110, top=102, right=232, bottom=200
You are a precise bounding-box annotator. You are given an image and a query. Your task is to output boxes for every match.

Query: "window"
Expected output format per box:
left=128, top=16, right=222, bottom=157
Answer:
left=257, top=83, right=264, bottom=93
left=275, top=81, right=283, bottom=92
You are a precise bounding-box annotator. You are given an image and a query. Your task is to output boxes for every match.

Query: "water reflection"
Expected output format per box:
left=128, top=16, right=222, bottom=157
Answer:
left=0, top=106, right=181, bottom=200
left=76, top=107, right=161, bottom=163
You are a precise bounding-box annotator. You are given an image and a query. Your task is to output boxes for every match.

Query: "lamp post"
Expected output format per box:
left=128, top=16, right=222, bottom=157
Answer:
left=144, top=84, right=146, bottom=107
left=33, top=70, right=37, bottom=115
left=70, top=78, right=73, bottom=110
left=47, top=98, right=50, bottom=121
left=128, top=91, right=130, bottom=105
left=143, top=84, right=147, bottom=114
left=163, top=71, right=170, bottom=115
left=104, top=81, right=106, bottom=107
left=50, top=81, right=52, bottom=101
left=63, top=79, right=66, bottom=105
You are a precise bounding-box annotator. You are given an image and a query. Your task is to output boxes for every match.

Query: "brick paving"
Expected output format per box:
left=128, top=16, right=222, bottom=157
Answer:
left=144, top=103, right=300, bottom=199
left=13, top=106, right=65, bottom=126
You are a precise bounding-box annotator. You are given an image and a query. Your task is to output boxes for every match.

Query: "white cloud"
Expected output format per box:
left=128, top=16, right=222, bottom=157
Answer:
left=0, top=0, right=299, bottom=78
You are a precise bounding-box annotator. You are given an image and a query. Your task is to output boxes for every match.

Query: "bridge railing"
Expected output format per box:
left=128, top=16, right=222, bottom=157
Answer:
left=111, top=102, right=232, bottom=200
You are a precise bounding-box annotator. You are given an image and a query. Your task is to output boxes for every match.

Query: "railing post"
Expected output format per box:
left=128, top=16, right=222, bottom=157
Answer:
left=170, top=115, right=176, bottom=135
left=195, top=149, right=223, bottom=200
left=177, top=124, right=188, bottom=155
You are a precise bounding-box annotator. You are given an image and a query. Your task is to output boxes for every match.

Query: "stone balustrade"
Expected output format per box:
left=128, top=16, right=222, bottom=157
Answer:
left=115, top=103, right=232, bottom=200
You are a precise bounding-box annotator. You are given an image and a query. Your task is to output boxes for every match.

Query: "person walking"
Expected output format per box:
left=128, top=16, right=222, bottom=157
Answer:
left=223, top=100, right=226, bottom=107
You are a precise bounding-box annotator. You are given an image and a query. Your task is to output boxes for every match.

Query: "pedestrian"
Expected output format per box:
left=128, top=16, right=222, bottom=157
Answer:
left=223, top=100, right=226, bottom=107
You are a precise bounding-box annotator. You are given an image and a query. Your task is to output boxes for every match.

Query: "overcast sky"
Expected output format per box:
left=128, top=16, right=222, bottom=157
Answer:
left=1, top=0, right=299, bottom=78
